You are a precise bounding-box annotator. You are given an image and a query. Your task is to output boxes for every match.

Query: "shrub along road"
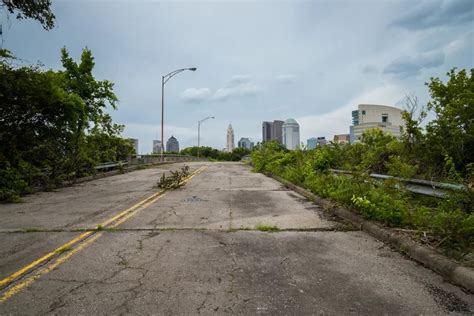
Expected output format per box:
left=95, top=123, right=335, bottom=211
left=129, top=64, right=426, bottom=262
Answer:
left=0, top=162, right=472, bottom=314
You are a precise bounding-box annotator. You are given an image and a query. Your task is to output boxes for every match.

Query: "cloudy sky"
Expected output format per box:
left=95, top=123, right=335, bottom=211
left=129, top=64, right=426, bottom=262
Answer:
left=3, top=0, right=473, bottom=153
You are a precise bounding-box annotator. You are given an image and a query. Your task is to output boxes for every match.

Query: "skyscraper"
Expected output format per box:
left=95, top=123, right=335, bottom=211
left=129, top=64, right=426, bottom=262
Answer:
left=166, top=136, right=179, bottom=153
left=282, top=118, right=300, bottom=150
left=262, top=121, right=272, bottom=142
left=226, top=123, right=235, bottom=152
left=262, top=120, right=284, bottom=143
left=272, top=120, right=284, bottom=143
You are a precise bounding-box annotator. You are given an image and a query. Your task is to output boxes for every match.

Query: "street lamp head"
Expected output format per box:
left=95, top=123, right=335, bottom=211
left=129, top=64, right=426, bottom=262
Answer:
left=189, top=67, right=197, bottom=71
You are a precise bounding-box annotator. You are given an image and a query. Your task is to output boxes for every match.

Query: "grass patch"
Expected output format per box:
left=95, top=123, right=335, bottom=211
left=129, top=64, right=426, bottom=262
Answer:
left=255, top=224, right=280, bottom=232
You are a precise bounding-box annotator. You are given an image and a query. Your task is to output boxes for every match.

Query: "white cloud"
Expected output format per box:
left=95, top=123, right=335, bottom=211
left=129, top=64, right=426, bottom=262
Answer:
left=212, top=75, right=263, bottom=101
left=275, top=74, right=296, bottom=83
left=213, top=83, right=262, bottom=101
left=296, top=84, right=405, bottom=142
left=180, top=88, right=212, bottom=103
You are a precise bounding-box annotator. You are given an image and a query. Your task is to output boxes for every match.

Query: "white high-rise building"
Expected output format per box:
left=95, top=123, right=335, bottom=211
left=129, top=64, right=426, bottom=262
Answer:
left=282, top=118, right=300, bottom=150
left=226, top=123, right=235, bottom=152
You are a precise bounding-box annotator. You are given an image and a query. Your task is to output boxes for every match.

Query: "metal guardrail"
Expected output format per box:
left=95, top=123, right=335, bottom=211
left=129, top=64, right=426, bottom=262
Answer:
left=330, top=169, right=465, bottom=198
left=95, top=161, right=128, bottom=171
left=94, top=155, right=205, bottom=172
left=132, top=154, right=205, bottom=164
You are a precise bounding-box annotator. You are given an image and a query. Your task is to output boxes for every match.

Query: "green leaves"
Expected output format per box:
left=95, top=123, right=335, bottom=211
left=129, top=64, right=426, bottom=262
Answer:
left=0, top=47, right=131, bottom=200
left=425, top=68, right=474, bottom=179
left=2, top=0, right=55, bottom=30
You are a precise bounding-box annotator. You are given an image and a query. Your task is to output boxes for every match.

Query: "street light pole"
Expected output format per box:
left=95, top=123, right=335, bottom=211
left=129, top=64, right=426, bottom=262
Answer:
left=160, top=67, right=197, bottom=161
left=197, top=116, right=215, bottom=158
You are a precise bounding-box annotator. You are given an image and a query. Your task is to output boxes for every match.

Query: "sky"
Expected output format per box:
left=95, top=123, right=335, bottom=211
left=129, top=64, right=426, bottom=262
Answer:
left=2, top=0, right=473, bottom=153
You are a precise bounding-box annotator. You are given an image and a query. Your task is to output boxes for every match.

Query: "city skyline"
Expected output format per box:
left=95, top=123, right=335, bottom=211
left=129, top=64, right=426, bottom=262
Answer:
left=4, top=1, right=473, bottom=152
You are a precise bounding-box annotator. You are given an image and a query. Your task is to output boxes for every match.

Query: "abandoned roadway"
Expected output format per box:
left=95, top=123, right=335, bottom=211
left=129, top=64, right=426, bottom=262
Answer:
left=0, top=162, right=473, bottom=315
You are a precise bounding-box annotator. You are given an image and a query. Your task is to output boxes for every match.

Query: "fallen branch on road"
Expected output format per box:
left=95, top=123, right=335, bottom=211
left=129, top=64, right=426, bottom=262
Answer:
left=156, top=165, right=190, bottom=189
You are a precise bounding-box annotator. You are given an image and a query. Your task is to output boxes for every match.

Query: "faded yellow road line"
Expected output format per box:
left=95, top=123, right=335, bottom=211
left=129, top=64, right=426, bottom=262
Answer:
left=0, top=165, right=207, bottom=302
left=0, top=233, right=103, bottom=303
left=0, top=231, right=93, bottom=289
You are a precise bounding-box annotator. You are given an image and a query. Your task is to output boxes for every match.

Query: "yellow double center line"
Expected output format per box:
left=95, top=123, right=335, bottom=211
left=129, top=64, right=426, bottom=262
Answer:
left=0, top=166, right=206, bottom=303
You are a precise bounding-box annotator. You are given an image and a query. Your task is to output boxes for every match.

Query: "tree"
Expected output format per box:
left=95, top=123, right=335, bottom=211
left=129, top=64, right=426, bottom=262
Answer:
left=59, top=47, right=119, bottom=173
left=1, top=0, right=55, bottom=29
left=425, top=68, right=474, bottom=178
left=0, top=47, right=132, bottom=200
left=401, top=94, right=426, bottom=153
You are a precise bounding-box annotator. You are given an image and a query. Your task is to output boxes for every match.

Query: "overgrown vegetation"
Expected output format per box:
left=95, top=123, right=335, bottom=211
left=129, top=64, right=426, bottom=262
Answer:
left=180, top=146, right=251, bottom=161
left=0, top=48, right=134, bottom=201
left=157, top=166, right=191, bottom=189
left=252, top=68, right=473, bottom=263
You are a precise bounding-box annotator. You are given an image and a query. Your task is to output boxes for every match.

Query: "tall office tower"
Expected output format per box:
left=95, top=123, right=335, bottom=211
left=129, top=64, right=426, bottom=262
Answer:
left=262, top=121, right=273, bottom=142
left=272, top=120, right=284, bottom=143
left=166, top=136, right=180, bottom=153
left=282, top=118, right=300, bottom=150
left=226, top=123, right=235, bottom=152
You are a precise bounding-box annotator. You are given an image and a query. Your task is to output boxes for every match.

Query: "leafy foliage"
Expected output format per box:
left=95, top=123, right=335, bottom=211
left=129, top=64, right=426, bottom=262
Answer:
left=180, top=146, right=251, bottom=161
left=0, top=48, right=133, bottom=200
left=1, top=0, right=55, bottom=29
left=251, top=69, right=474, bottom=261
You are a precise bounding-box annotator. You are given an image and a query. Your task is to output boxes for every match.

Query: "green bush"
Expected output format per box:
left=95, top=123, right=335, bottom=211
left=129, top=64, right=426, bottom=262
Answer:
left=250, top=132, right=473, bottom=260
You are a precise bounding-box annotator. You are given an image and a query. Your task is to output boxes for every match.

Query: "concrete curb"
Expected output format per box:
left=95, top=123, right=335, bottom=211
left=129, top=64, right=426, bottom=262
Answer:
left=267, top=173, right=474, bottom=293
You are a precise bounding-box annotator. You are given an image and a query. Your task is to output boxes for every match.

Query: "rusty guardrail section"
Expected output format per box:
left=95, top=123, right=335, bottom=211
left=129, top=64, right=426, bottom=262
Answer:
left=330, top=169, right=465, bottom=198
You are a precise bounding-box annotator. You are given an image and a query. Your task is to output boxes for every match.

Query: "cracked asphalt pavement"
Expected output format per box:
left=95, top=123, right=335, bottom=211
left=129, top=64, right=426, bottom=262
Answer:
left=0, top=162, right=473, bottom=315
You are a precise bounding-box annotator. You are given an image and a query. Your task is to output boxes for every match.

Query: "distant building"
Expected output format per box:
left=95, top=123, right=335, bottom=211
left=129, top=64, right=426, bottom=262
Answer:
left=152, top=140, right=162, bottom=154
left=238, top=137, right=254, bottom=150
left=317, top=137, right=327, bottom=147
left=166, top=136, right=179, bottom=153
left=333, top=134, right=350, bottom=144
left=226, top=123, right=235, bottom=152
left=272, top=120, right=284, bottom=143
left=262, top=120, right=284, bottom=143
left=307, top=138, right=317, bottom=150
left=262, top=121, right=273, bottom=142
left=350, top=104, right=404, bottom=143
left=282, top=118, right=300, bottom=150
left=129, top=138, right=139, bottom=154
